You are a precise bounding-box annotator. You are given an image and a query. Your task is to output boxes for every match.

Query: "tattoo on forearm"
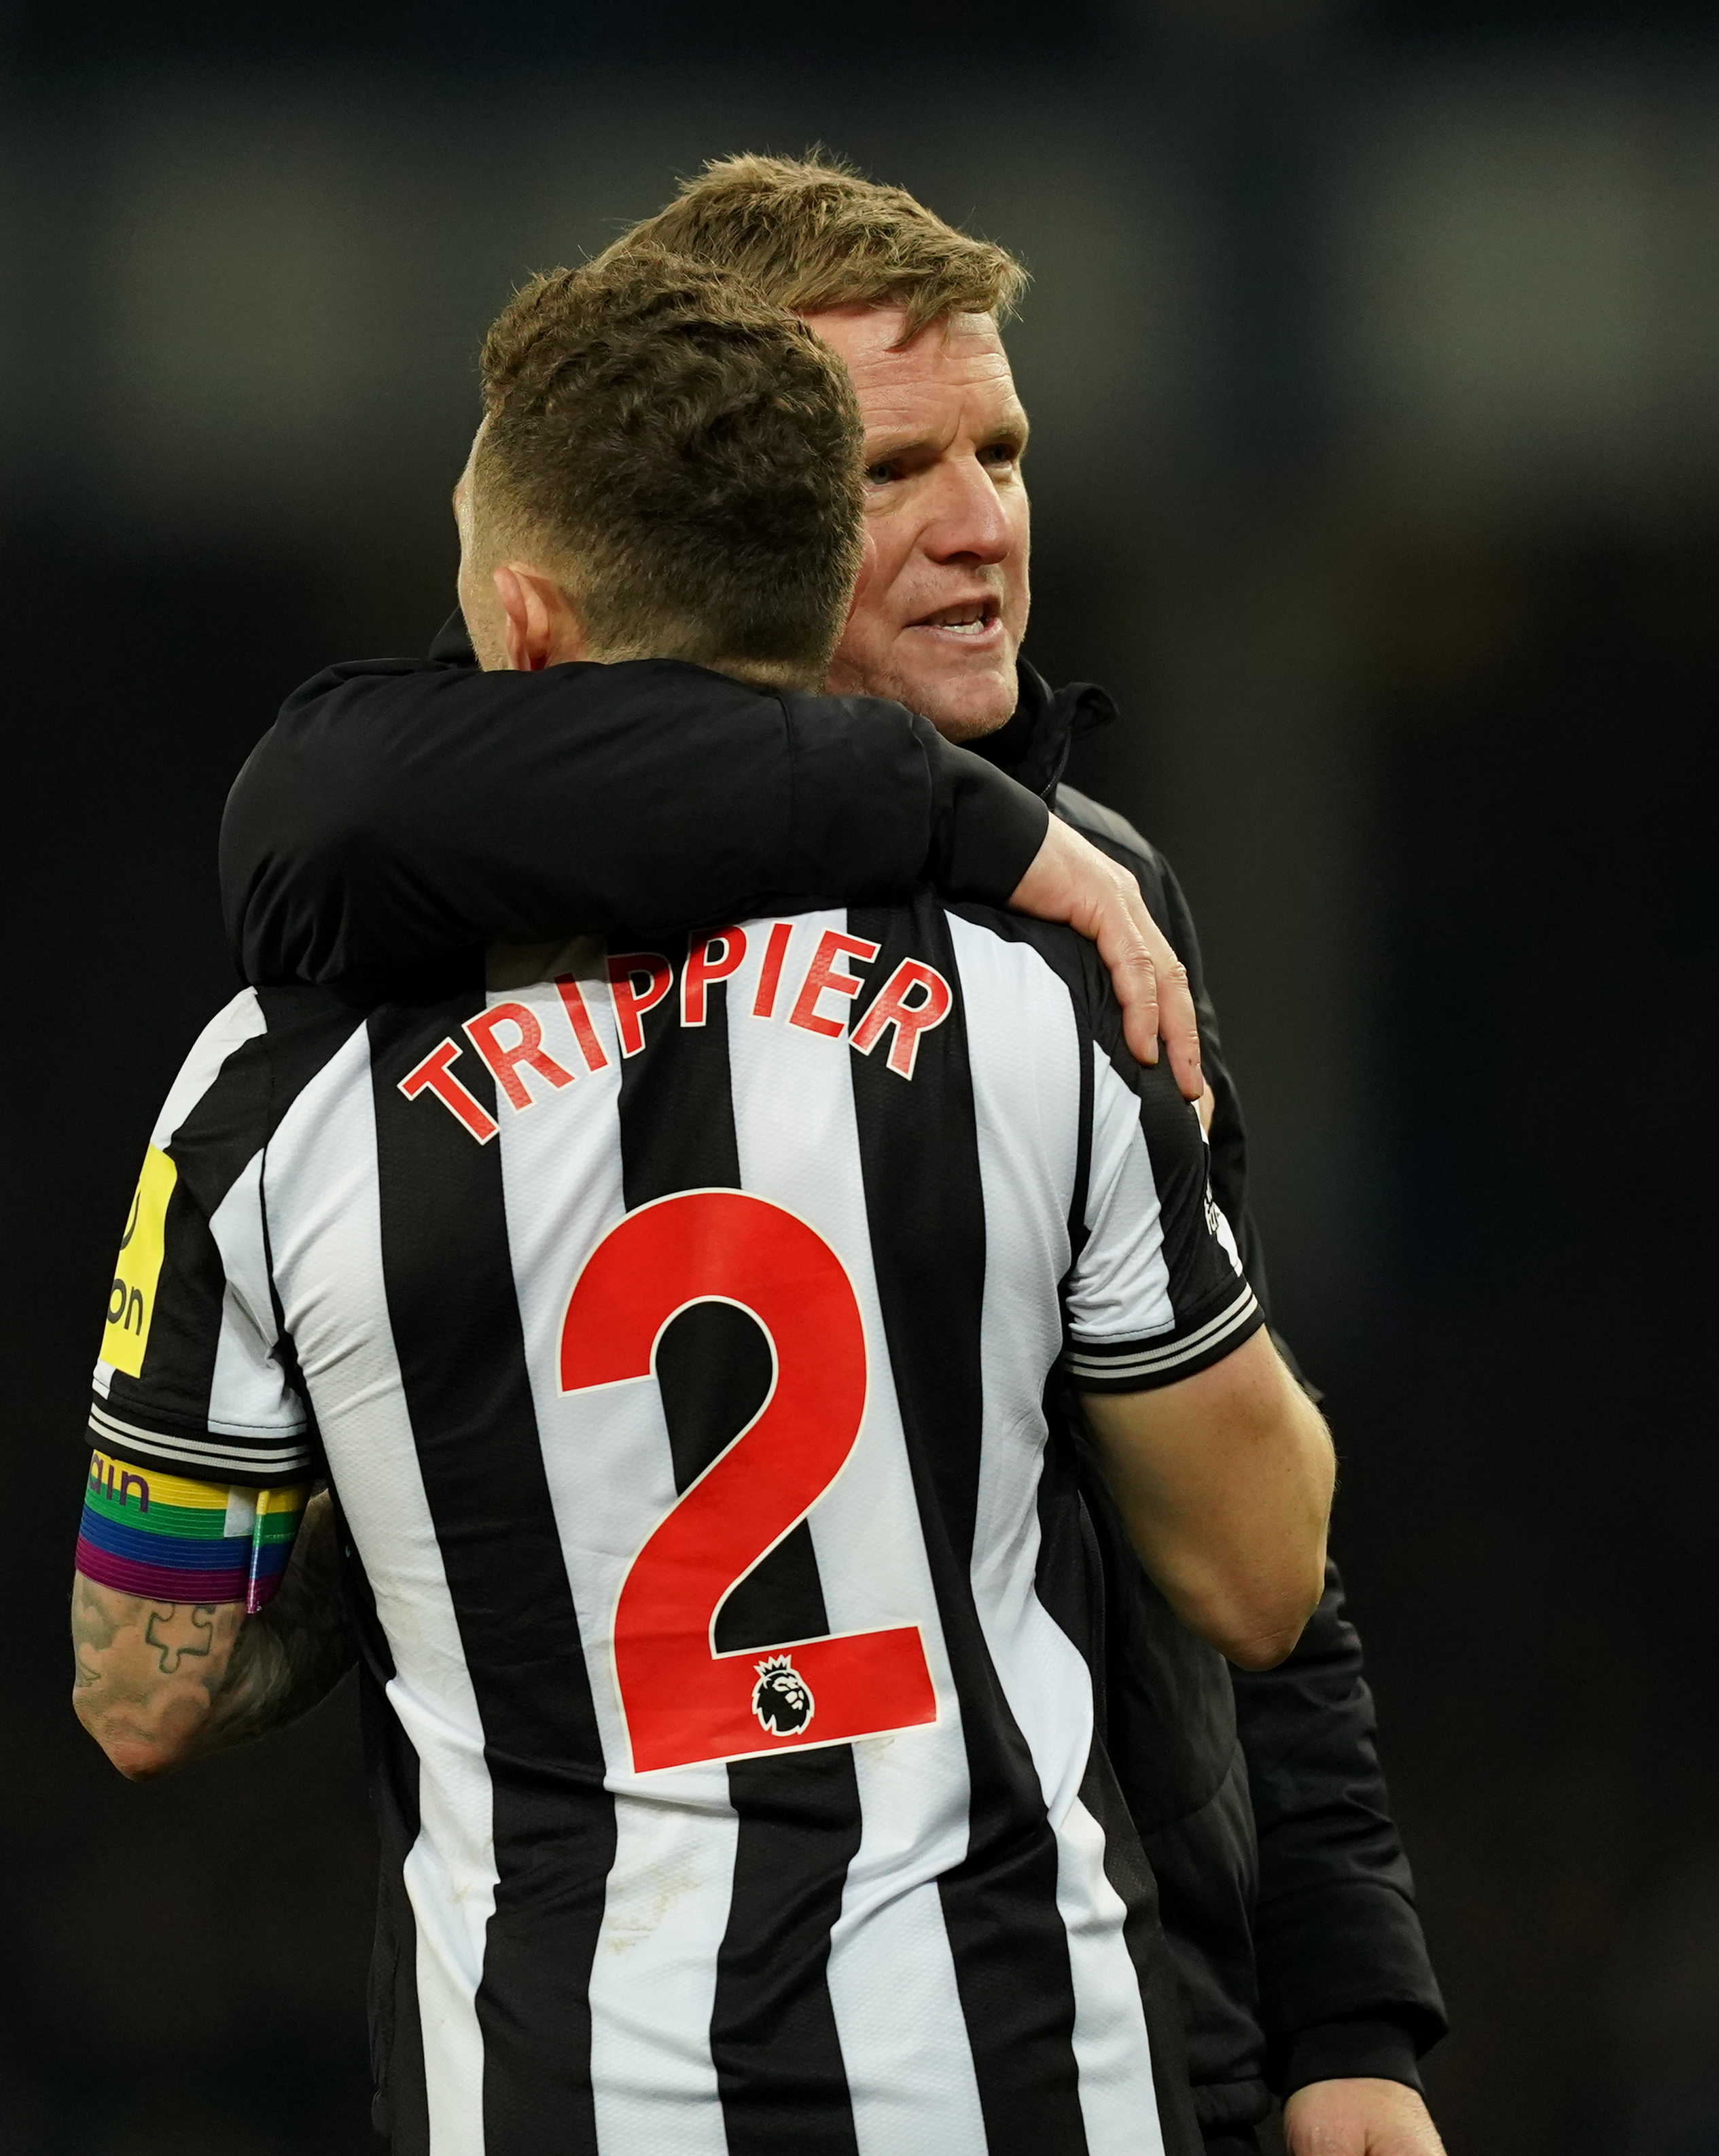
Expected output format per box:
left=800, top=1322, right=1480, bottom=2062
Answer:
left=72, top=1573, right=119, bottom=1651
left=71, top=1490, right=357, bottom=1773
left=145, top=1604, right=214, bottom=1674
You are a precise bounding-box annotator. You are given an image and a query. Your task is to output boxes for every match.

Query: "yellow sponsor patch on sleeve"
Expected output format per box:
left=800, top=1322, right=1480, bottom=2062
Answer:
left=101, top=1145, right=177, bottom=1377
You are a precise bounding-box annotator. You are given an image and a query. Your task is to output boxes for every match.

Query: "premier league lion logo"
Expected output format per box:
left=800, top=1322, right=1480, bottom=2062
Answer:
left=751, top=1655, right=815, bottom=1737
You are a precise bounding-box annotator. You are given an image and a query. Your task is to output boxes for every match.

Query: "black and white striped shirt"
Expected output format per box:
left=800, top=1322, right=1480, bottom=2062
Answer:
left=90, top=894, right=1260, bottom=2156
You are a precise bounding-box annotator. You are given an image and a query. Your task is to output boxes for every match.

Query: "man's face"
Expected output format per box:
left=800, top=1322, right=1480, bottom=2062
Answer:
left=804, top=306, right=1030, bottom=741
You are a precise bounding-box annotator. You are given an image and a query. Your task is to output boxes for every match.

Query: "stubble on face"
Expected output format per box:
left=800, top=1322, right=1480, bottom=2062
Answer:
left=803, top=307, right=1031, bottom=742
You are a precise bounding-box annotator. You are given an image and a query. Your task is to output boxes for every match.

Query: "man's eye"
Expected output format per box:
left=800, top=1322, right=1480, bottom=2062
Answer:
left=980, top=443, right=1020, bottom=469
left=864, top=461, right=900, bottom=486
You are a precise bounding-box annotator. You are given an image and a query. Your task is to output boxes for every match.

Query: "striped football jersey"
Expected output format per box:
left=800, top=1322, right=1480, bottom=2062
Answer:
left=87, top=893, right=1260, bottom=2156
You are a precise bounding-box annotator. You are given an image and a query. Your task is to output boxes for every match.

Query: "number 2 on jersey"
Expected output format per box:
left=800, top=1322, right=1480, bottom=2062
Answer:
left=561, top=1189, right=938, bottom=1774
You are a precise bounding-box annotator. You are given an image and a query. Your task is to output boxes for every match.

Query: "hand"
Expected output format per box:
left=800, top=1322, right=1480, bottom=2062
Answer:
left=1283, top=2079, right=1447, bottom=2156
left=1008, top=816, right=1203, bottom=1098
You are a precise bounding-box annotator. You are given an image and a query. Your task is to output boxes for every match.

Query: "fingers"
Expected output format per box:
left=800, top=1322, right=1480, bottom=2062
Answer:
left=1093, top=859, right=1202, bottom=1098
left=1090, top=908, right=1160, bottom=1065
left=1056, top=848, right=1158, bottom=1064
left=1102, top=863, right=1201, bottom=1098
left=1007, top=819, right=1204, bottom=1093
left=1155, top=953, right=1203, bottom=1102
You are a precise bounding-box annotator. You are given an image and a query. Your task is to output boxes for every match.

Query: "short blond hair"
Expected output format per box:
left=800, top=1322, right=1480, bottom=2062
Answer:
left=476, top=249, right=864, bottom=683
left=603, top=150, right=1029, bottom=345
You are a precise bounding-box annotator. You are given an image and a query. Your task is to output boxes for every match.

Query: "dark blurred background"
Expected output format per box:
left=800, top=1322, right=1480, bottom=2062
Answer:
left=5, top=1, right=1716, bottom=2149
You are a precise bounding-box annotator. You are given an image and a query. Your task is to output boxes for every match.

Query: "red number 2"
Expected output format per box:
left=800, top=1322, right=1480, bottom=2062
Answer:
left=561, top=1190, right=938, bottom=1774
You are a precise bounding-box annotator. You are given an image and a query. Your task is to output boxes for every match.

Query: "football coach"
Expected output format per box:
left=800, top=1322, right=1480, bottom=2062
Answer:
left=221, top=156, right=1449, bottom=2156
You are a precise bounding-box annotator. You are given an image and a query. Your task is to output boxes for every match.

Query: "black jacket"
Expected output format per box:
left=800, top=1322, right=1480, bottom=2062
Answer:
left=220, top=632, right=1447, bottom=2134
left=995, top=668, right=1446, bottom=2132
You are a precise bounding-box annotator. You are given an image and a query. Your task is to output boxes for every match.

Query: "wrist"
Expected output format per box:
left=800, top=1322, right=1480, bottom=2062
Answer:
left=919, top=722, right=1049, bottom=902
left=1279, top=2015, right=1425, bottom=2102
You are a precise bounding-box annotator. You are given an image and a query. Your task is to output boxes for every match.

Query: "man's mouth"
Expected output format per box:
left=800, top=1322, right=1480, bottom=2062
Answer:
left=907, top=599, right=1002, bottom=641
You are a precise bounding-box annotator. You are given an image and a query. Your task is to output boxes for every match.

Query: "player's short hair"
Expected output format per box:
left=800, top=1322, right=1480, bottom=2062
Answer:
left=474, top=249, right=864, bottom=684
left=604, top=150, right=1029, bottom=346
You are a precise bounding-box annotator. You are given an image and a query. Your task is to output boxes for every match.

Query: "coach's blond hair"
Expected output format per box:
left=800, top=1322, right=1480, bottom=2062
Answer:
left=603, top=150, right=1029, bottom=345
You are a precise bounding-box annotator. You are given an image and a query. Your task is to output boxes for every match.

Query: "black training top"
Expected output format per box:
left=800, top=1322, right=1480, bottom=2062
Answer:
left=222, top=652, right=1048, bottom=992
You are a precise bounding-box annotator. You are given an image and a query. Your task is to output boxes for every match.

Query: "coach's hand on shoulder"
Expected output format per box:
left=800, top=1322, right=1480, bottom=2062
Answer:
left=1009, top=816, right=1203, bottom=1100
left=1080, top=1330, right=1334, bottom=1670
left=1283, top=2079, right=1447, bottom=2156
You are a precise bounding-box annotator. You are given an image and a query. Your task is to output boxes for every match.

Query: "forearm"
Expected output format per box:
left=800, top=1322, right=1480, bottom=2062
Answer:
left=1210, top=1378, right=1330, bottom=1666
left=221, top=659, right=1046, bottom=987
left=73, top=1490, right=355, bottom=1778
left=1141, top=1393, right=1332, bottom=1670
left=1082, top=1333, right=1334, bottom=1670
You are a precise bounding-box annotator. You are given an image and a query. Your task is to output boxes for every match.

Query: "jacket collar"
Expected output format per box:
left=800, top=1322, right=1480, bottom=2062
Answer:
left=972, top=659, right=1119, bottom=805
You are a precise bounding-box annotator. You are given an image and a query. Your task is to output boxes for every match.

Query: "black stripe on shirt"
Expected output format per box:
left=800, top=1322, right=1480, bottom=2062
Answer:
left=945, top=904, right=1097, bottom=1280
left=348, top=1537, right=429, bottom=2156
left=1013, top=920, right=1265, bottom=1395
left=96, top=993, right=366, bottom=1483
left=369, top=996, right=613, bottom=2156
left=99, top=1027, right=272, bottom=1453
left=616, top=931, right=862, bottom=2156
left=1078, top=1743, right=1204, bottom=2156
left=1093, top=984, right=1258, bottom=1329
left=848, top=893, right=1088, bottom=2156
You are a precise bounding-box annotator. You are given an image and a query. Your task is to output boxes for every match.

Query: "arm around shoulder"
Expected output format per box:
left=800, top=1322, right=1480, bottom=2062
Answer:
left=221, top=655, right=1050, bottom=987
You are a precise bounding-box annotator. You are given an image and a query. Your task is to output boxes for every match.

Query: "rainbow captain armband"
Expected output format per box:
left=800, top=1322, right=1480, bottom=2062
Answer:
left=76, top=1450, right=308, bottom=1614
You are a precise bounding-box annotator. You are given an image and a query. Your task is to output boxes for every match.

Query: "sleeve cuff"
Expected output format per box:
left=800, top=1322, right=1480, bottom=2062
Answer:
left=919, top=723, right=1050, bottom=903
left=1277, top=2015, right=1428, bottom=2101
left=89, top=1393, right=316, bottom=1490
left=1064, top=1282, right=1262, bottom=1393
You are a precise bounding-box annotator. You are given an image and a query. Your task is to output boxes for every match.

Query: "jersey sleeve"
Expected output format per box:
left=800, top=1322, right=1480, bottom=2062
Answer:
left=1060, top=1017, right=1263, bottom=1394
left=88, top=991, right=315, bottom=1488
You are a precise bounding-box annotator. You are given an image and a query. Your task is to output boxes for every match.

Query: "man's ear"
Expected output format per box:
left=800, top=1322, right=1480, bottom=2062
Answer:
left=493, top=564, right=588, bottom=672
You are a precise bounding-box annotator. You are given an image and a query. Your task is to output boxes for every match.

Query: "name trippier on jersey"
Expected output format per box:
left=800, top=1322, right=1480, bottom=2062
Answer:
left=400, top=921, right=952, bottom=1145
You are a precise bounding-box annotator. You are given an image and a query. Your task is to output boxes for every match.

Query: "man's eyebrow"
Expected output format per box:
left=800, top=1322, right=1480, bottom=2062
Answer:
left=863, top=425, right=938, bottom=462
left=863, top=410, right=1031, bottom=461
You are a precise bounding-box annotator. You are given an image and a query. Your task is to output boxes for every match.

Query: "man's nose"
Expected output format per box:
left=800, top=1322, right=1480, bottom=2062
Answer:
left=920, top=456, right=1013, bottom=566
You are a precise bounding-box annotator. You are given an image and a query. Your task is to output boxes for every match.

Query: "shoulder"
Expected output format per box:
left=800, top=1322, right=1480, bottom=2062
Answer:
left=1052, top=780, right=1175, bottom=908
left=1052, top=785, right=1216, bottom=967
left=277, top=654, right=448, bottom=725
left=944, top=899, right=1105, bottom=997
left=148, top=991, right=269, bottom=1150
left=1052, top=782, right=1163, bottom=872
left=156, top=988, right=366, bottom=1160
left=942, top=901, right=1134, bottom=1073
